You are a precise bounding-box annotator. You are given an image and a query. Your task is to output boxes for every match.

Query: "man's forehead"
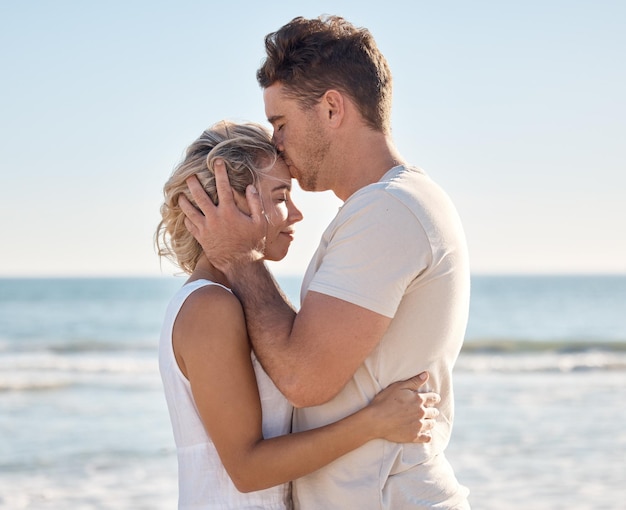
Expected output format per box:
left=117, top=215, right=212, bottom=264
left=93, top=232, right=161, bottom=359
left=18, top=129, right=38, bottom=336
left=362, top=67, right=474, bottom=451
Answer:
left=263, top=82, right=285, bottom=101
left=263, top=83, right=291, bottom=115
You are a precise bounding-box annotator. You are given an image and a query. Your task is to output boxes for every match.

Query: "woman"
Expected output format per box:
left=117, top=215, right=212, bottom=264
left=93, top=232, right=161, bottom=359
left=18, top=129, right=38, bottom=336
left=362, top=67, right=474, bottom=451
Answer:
left=155, top=121, right=439, bottom=509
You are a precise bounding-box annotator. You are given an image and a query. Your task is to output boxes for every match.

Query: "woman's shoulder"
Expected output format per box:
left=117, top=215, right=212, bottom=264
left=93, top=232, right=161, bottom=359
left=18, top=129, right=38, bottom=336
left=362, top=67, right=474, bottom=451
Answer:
left=182, top=281, right=243, bottom=323
left=175, top=281, right=247, bottom=352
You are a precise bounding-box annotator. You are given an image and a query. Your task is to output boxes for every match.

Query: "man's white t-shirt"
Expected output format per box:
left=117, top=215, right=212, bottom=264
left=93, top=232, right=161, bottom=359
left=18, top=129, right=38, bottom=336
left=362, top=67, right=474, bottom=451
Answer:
left=293, top=165, right=471, bottom=509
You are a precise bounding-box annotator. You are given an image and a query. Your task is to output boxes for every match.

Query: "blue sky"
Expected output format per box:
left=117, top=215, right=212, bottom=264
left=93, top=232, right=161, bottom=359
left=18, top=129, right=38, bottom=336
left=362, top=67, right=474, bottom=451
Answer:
left=1, top=0, right=624, bottom=277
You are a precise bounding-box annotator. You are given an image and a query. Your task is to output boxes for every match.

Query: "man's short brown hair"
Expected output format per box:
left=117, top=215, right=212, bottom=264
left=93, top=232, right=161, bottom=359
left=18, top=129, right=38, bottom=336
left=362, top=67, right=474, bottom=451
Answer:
left=257, top=15, right=393, bottom=134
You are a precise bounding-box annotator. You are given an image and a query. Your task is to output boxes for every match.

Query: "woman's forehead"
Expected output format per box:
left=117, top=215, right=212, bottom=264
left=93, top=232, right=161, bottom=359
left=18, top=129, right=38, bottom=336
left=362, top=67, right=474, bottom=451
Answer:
left=266, top=158, right=290, bottom=180
left=258, top=163, right=291, bottom=192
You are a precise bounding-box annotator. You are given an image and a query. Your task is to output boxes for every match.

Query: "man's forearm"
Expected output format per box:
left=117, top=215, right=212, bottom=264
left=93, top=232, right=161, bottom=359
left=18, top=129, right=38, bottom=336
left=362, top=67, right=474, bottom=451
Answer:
left=225, top=261, right=299, bottom=397
left=225, top=262, right=388, bottom=408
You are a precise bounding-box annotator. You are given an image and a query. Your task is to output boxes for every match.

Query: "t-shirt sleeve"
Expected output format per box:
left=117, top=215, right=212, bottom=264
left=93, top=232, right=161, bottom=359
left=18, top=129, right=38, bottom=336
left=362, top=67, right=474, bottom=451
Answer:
left=306, top=189, right=432, bottom=318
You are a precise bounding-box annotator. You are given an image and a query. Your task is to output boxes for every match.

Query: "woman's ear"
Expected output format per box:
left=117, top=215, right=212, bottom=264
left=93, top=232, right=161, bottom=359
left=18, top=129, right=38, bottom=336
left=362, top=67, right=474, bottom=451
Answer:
left=232, top=191, right=251, bottom=216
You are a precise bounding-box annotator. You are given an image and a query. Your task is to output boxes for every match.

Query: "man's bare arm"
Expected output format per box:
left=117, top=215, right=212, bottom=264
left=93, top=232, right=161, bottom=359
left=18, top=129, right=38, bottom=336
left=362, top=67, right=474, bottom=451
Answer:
left=218, top=260, right=391, bottom=407
left=180, top=162, right=392, bottom=407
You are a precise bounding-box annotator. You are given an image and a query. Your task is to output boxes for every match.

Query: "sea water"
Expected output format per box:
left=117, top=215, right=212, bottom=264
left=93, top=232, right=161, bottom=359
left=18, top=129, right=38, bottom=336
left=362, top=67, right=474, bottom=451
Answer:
left=1, top=275, right=625, bottom=509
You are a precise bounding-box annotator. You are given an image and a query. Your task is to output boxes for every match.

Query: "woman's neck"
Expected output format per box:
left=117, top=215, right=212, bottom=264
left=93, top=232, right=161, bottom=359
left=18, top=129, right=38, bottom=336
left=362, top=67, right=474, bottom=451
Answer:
left=187, top=256, right=230, bottom=288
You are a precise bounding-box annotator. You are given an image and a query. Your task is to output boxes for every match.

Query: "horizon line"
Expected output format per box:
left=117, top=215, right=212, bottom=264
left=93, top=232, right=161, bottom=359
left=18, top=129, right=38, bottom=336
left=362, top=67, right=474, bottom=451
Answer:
left=1, top=271, right=625, bottom=279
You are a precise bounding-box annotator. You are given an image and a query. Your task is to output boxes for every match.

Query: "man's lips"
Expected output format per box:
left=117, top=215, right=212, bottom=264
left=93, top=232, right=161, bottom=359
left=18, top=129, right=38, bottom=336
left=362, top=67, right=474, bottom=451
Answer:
left=282, top=156, right=298, bottom=177
left=285, top=163, right=296, bottom=175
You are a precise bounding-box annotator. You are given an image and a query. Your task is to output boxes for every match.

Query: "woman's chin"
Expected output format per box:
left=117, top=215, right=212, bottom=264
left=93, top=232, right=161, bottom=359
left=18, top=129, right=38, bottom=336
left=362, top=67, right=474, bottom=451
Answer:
left=264, top=247, right=290, bottom=263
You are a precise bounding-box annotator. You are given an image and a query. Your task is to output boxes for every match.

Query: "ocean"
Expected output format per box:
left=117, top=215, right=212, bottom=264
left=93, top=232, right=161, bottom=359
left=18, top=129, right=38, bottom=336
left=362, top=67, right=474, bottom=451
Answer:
left=1, top=275, right=625, bottom=509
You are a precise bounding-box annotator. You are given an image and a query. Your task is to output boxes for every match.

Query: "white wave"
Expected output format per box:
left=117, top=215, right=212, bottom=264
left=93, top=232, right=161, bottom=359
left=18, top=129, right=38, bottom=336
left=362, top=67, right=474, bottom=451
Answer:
left=0, top=351, right=157, bottom=375
left=0, top=373, right=74, bottom=392
left=456, top=350, right=626, bottom=373
left=0, top=352, right=160, bottom=392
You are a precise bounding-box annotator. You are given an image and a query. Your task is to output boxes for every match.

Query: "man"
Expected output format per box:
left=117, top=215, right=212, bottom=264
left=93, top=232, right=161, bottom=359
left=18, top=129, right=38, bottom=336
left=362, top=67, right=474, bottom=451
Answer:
left=180, top=15, right=471, bottom=509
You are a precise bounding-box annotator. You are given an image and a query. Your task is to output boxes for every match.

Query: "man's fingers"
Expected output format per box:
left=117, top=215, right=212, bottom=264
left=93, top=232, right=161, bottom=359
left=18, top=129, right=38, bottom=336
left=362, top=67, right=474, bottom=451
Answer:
left=213, top=159, right=236, bottom=206
left=183, top=217, right=199, bottom=239
left=178, top=194, right=205, bottom=227
left=183, top=175, right=214, bottom=217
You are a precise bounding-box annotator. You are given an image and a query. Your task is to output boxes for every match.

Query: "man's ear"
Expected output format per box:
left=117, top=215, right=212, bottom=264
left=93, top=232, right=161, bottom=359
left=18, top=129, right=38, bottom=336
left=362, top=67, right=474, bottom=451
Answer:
left=322, top=90, right=345, bottom=127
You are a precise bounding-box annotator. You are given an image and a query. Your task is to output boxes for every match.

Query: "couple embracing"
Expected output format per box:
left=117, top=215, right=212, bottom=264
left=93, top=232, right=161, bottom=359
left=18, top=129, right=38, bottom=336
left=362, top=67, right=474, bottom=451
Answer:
left=156, top=14, right=470, bottom=510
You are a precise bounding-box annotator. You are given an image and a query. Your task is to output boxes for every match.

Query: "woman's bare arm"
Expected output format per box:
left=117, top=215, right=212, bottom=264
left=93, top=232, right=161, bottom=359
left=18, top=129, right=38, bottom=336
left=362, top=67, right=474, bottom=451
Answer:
left=174, top=285, right=439, bottom=493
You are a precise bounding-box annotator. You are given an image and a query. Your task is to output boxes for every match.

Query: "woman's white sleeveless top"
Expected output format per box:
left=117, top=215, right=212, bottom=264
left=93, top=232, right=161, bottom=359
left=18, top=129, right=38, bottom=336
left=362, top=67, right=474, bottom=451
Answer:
left=159, top=279, right=293, bottom=509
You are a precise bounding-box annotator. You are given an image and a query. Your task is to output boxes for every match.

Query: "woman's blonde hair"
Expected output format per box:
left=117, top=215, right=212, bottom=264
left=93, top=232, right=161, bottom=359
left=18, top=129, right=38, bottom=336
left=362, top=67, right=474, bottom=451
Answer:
left=155, top=120, right=277, bottom=274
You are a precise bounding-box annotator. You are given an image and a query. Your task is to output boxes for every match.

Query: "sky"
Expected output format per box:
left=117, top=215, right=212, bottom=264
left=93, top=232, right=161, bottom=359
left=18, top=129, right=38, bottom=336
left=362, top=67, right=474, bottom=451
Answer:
left=1, top=0, right=624, bottom=277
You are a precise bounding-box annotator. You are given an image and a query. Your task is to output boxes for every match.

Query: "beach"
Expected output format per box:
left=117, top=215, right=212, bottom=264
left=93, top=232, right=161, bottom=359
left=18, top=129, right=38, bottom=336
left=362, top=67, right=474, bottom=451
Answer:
left=1, top=275, right=625, bottom=509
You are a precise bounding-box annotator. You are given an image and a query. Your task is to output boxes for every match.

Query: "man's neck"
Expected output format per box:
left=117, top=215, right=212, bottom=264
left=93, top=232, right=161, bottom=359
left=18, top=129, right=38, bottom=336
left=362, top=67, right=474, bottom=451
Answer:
left=332, top=132, right=406, bottom=201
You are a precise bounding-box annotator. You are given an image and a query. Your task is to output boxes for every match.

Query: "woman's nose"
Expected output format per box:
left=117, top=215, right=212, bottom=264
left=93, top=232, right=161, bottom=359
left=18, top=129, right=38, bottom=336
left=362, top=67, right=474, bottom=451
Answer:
left=289, top=202, right=303, bottom=223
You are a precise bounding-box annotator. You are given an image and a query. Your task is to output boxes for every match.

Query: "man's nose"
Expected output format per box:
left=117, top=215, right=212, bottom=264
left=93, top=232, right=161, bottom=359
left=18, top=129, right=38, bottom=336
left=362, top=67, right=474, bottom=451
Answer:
left=272, top=133, right=284, bottom=152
